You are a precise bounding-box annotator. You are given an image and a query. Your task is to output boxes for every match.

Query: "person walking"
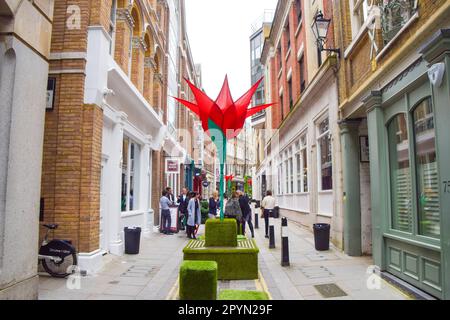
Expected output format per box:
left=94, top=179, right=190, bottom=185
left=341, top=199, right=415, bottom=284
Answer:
left=261, top=190, right=276, bottom=239
left=160, top=190, right=174, bottom=235
left=225, top=192, right=243, bottom=235
left=238, top=190, right=254, bottom=238
left=208, top=191, right=220, bottom=219
left=187, top=192, right=202, bottom=239
left=177, top=188, right=189, bottom=231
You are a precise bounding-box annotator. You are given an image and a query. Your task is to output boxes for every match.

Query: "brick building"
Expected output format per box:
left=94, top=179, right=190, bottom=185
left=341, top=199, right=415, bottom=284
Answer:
left=258, top=0, right=344, bottom=249
left=336, top=0, right=450, bottom=299
left=39, top=0, right=202, bottom=274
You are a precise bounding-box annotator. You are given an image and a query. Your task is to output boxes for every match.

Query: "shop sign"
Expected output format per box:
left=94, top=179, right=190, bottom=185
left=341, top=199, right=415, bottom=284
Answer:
left=166, top=158, right=180, bottom=174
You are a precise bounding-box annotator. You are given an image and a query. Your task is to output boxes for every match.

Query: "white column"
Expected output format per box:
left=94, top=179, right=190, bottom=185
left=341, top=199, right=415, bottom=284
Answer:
left=141, top=139, right=151, bottom=237
left=108, top=112, right=127, bottom=256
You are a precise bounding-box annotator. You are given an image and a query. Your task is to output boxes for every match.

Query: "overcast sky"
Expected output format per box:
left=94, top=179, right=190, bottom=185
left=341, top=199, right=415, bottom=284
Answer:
left=185, top=0, right=278, bottom=101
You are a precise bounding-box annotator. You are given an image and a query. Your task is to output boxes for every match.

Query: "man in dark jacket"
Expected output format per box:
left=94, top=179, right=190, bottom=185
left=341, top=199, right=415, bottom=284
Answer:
left=238, top=190, right=254, bottom=238
left=177, top=188, right=189, bottom=231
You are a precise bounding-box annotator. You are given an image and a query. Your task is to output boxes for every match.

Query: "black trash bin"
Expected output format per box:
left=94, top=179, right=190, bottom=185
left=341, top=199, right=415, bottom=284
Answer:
left=124, top=227, right=142, bottom=254
left=313, top=224, right=330, bottom=251
left=273, top=206, right=280, bottom=219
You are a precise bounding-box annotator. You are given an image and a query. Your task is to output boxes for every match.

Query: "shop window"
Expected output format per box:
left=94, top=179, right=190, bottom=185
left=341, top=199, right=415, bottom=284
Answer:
left=413, top=98, right=440, bottom=238
left=388, top=113, right=412, bottom=233
left=317, top=117, right=332, bottom=191
left=121, top=136, right=140, bottom=212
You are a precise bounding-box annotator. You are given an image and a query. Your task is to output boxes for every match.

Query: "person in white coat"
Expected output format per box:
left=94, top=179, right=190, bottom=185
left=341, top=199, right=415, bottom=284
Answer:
left=187, top=192, right=202, bottom=239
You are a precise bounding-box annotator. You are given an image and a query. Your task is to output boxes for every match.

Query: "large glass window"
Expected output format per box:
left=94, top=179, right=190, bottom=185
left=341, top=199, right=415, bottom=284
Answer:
left=318, top=117, right=332, bottom=191
left=388, top=114, right=412, bottom=233
left=295, top=135, right=308, bottom=193
left=121, top=136, right=140, bottom=212
left=413, top=98, right=440, bottom=238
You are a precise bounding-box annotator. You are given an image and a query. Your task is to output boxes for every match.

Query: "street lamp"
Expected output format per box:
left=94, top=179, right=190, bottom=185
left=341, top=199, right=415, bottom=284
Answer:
left=311, top=10, right=340, bottom=57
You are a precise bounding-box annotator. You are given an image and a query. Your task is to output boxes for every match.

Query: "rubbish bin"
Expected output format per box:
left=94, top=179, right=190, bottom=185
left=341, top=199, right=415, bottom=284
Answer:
left=273, top=206, right=280, bottom=219
left=313, top=224, right=330, bottom=251
left=124, top=227, right=142, bottom=254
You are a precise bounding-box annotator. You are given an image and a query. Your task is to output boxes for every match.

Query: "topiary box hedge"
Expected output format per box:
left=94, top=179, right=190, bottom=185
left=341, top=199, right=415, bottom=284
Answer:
left=183, top=239, right=259, bottom=280
left=205, top=219, right=237, bottom=247
left=179, top=260, right=218, bottom=300
left=219, top=290, right=269, bottom=300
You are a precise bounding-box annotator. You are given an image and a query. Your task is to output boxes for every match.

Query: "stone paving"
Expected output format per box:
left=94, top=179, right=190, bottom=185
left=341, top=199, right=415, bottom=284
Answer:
left=38, top=218, right=411, bottom=300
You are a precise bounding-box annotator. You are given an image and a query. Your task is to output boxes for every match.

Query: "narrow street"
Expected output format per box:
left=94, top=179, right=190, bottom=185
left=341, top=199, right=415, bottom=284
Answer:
left=39, top=218, right=409, bottom=300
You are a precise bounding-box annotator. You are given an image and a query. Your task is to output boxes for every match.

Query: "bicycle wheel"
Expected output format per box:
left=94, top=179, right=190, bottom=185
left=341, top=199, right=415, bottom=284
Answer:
left=42, top=253, right=78, bottom=278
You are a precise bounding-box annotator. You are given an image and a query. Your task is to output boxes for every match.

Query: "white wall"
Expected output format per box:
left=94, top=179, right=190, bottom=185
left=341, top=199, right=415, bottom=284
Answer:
left=0, top=38, right=48, bottom=299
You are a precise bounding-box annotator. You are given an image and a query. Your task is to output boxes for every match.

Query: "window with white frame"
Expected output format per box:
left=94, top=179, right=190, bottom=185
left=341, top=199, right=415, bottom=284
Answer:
left=295, top=134, right=308, bottom=193
left=284, top=151, right=289, bottom=194
left=317, top=116, right=332, bottom=191
left=121, top=136, right=140, bottom=212
left=109, top=0, right=117, bottom=55
left=277, top=163, right=282, bottom=195
left=289, top=148, right=294, bottom=194
left=349, top=0, right=372, bottom=38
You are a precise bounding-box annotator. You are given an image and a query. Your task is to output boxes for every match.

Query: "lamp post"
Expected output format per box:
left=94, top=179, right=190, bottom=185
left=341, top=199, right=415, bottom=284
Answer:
left=311, top=10, right=341, bottom=58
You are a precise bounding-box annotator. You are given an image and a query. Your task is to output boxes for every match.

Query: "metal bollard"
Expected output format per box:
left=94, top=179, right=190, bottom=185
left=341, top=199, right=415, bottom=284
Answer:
left=281, top=217, right=290, bottom=267
left=255, top=212, right=259, bottom=229
left=269, top=216, right=275, bottom=249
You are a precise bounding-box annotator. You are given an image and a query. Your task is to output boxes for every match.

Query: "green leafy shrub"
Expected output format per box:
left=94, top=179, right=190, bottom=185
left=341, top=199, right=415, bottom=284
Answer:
left=179, top=260, right=218, bottom=300
left=219, top=290, right=269, bottom=300
left=200, top=200, right=209, bottom=224
left=205, top=219, right=237, bottom=247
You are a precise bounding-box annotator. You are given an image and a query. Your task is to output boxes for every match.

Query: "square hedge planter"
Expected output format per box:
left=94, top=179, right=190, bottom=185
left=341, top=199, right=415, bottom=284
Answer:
left=205, top=219, right=237, bottom=247
left=179, top=260, right=218, bottom=300
left=183, top=239, right=259, bottom=280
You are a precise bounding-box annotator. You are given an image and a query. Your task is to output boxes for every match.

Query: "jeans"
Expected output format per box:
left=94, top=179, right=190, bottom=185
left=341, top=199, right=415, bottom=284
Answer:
left=242, top=214, right=254, bottom=237
left=161, top=209, right=171, bottom=233
left=263, top=209, right=273, bottom=236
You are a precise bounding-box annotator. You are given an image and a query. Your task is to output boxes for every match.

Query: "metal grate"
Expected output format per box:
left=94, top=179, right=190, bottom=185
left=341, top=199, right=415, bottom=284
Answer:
left=314, top=283, right=348, bottom=298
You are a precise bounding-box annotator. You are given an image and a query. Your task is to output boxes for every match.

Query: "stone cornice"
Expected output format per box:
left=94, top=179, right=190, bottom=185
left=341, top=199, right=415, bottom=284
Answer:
left=420, top=28, right=450, bottom=64
left=117, top=7, right=134, bottom=29
left=363, top=91, right=382, bottom=114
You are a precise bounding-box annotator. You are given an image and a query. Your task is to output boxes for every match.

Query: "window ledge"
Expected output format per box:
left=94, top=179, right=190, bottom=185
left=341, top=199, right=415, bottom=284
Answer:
left=318, top=190, right=333, bottom=195
left=285, top=47, right=292, bottom=61
left=376, top=12, right=419, bottom=61
left=121, top=210, right=145, bottom=218
left=295, top=18, right=303, bottom=37
left=344, top=21, right=370, bottom=59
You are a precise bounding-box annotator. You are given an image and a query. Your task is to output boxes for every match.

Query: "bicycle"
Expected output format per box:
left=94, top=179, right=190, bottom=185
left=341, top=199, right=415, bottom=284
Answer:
left=38, top=224, right=78, bottom=278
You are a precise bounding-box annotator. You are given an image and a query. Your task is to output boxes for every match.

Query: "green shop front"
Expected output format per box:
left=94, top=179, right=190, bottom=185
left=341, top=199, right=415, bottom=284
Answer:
left=342, top=30, right=450, bottom=299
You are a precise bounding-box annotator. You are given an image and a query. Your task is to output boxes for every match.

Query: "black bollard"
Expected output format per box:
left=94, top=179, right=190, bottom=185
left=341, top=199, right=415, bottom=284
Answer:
left=269, top=217, right=275, bottom=249
left=281, top=217, right=290, bottom=267
left=255, top=212, right=259, bottom=229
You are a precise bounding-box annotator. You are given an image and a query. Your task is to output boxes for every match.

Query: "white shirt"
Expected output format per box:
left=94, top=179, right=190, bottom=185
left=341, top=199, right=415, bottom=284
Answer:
left=261, top=196, right=276, bottom=210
